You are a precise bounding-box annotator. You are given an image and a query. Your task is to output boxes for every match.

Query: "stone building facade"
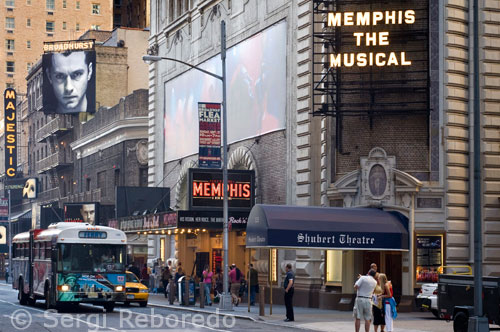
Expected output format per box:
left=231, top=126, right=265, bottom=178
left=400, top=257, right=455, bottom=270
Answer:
left=144, top=0, right=500, bottom=310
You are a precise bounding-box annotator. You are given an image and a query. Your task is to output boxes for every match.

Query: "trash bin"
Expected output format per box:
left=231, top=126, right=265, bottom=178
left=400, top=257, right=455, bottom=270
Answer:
left=177, top=276, right=196, bottom=305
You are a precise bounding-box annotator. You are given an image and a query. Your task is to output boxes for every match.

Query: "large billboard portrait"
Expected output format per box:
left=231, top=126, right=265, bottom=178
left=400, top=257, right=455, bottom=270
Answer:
left=64, top=202, right=99, bottom=225
left=42, top=40, right=96, bottom=114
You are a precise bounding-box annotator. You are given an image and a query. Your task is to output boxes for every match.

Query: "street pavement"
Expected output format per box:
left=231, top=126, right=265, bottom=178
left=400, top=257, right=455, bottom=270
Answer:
left=0, top=282, right=459, bottom=332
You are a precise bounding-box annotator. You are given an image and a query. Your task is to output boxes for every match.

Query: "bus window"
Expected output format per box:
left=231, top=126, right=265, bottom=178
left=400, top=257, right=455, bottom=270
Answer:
left=58, top=244, right=125, bottom=273
left=34, top=242, right=40, bottom=259
left=45, top=242, right=51, bottom=259
left=40, top=242, right=45, bottom=259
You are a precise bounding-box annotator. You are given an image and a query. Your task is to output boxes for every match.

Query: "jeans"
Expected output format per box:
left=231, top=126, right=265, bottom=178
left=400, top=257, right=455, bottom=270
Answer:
left=249, top=285, right=258, bottom=304
left=204, top=283, right=212, bottom=305
left=284, top=288, right=294, bottom=321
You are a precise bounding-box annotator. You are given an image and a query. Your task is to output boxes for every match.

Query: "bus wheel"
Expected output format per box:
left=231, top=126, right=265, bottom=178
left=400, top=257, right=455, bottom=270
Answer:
left=27, top=297, right=36, bottom=306
left=44, top=286, right=52, bottom=310
left=18, top=282, right=28, bottom=305
left=104, top=303, right=115, bottom=313
left=453, top=311, right=468, bottom=332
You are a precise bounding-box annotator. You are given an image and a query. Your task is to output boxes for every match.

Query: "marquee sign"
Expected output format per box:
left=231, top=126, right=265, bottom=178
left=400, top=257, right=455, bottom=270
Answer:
left=4, top=88, right=17, bottom=178
left=188, top=169, right=255, bottom=211
left=312, top=0, right=429, bottom=117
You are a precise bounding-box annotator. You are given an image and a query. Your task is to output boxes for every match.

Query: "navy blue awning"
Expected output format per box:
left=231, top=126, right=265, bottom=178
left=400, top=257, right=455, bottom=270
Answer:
left=245, top=205, right=409, bottom=251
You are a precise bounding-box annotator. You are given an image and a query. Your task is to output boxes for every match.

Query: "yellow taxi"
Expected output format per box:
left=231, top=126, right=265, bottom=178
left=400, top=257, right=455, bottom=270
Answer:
left=124, top=271, right=149, bottom=307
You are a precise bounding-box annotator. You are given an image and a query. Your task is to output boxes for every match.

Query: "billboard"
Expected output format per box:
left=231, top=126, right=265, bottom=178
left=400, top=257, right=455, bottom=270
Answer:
left=4, top=88, right=17, bottom=178
left=198, top=102, right=221, bottom=168
left=115, top=186, right=170, bottom=218
left=4, top=178, right=39, bottom=211
left=40, top=203, right=64, bottom=229
left=64, top=202, right=99, bottom=225
left=42, top=40, right=96, bottom=114
left=188, top=169, right=255, bottom=211
left=164, top=20, right=287, bottom=162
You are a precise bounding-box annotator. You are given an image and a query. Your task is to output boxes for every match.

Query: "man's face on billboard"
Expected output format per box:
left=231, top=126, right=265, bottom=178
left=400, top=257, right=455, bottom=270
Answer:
left=47, top=51, right=92, bottom=114
left=80, top=204, right=95, bottom=223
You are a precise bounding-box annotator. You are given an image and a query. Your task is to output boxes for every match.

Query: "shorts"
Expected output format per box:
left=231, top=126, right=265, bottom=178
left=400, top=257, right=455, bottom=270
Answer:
left=354, top=297, right=373, bottom=321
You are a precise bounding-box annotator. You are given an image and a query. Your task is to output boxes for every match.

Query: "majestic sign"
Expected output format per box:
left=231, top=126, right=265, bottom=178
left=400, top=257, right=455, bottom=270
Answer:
left=198, top=102, right=221, bottom=168
left=188, top=169, right=255, bottom=211
left=4, top=88, right=17, bottom=178
left=42, top=39, right=96, bottom=114
left=312, top=0, right=429, bottom=117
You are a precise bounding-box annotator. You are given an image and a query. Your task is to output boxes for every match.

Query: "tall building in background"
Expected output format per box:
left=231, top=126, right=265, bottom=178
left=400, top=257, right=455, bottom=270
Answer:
left=113, top=0, right=149, bottom=29
left=0, top=0, right=113, bottom=94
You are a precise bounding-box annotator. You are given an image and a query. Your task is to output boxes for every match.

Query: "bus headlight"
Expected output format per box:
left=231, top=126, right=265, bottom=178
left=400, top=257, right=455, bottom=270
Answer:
left=60, top=284, right=70, bottom=292
left=115, top=285, right=124, bottom=292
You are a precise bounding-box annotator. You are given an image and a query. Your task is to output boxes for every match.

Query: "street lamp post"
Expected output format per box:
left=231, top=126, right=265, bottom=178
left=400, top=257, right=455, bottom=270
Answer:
left=143, top=20, right=233, bottom=310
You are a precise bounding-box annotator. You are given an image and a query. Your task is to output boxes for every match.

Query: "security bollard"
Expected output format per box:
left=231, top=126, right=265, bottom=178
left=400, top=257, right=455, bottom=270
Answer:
left=200, top=282, right=205, bottom=308
left=184, top=277, right=189, bottom=306
left=259, top=285, right=265, bottom=316
left=168, top=279, right=175, bottom=305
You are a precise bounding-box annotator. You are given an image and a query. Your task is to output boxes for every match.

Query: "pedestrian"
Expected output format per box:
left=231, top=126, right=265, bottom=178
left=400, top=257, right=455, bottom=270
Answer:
left=214, top=267, right=223, bottom=302
left=371, top=263, right=378, bottom=273
left=202, top=265, right=213, bottom=306
left=283, top=263, right=295, bottom=322
left=247, top=263, right=259, bottom=305
left=377, top=273, right=397, bottom=332
left=141, top=263, right=150, bottom=288
left=228, top=264, right=242, bottom=306
left=161, top=266, right=172, bottom=298
left=372, top=273, right=385, bottom=332
left=354, top=269, right=377, bottom=332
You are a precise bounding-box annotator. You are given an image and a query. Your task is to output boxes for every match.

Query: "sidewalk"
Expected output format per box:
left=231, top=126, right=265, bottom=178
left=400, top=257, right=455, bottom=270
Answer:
left=147, top=293, right=453, bottom=332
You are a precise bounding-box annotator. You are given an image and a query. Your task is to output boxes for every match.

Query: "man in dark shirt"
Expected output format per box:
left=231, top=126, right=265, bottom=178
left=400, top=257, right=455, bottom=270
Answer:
left=283, top=263, right=294, bottom=322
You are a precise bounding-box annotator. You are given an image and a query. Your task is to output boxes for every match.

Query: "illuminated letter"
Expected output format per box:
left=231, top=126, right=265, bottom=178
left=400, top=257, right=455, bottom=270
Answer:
left=5, top=101, right=15, bottom=110
left=211, top=182, right=222, bottom=197
left=398, top=10, right=403, bottom=24
left=401, top=52, right=412, bottom=65
left=6, top=134, right=15, bottom=144
left=6, top=168, right=15, bottom=177
left=229, top=183, right=238, bottom=197
left=344, top=12, right=354, bottom=25
left=6, top=111, right=15, bottom=121
left=242, top=184, right=251, bottom=198
left=356, top=12, right=370, bottom=26
left=344, top=53, right=355, bottom=67
left=328, top=12, right=341, bottom=26
left=6, top=123, right=15, bottom=132
left=385, top=11, right=396, bottom=24
left=369, top=52, right=374, bottom=66
left=5, top=90, right=15, bottom=99
left=379, top=32, right=389, bottom=46
left=357, top=53, right=367, bottom=67
left=193, top=182, right=203, bottom=196
left=373, top=11, right=384, bottom=25
left=330, top=53, right=341, bottom=67
left=375, top=53, right=386, bottom=66
left=6, top=145, right=14, bottom=154
left=203, top=182, right=210, bottom=196
left=366, top=33, right=377, bottom=46
left=405, top=10, right=415, bottom=24
left=387, top=52, right=399, bottom=66
left=353, top=32, right=364, bottom=46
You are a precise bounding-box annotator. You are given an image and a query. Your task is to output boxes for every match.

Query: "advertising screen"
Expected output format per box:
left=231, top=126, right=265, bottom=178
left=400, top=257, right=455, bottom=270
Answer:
left=115, top=186, right=170, bottom=218
left=64, top=202, right=99, bottom=225
left=42, top=40, right=96, bottom=114
left=164, top=21, right=287, bottom=162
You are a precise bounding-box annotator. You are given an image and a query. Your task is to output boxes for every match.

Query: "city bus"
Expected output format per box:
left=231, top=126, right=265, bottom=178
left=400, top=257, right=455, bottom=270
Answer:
left=12, top=222, right=127, bottom=312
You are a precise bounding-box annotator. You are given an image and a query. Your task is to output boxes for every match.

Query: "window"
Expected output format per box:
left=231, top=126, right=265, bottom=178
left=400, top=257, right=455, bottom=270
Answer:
left=26, top=40, right=31, bottom=48
left=6, top=82, right=13, bottom=89
left=26, top=18, right=31, bottom=27
left=27, top=62, right=32, bottom=71
left=325, top=250, right=343, bottom=284
left=5, top=39, right=14, bottom=51
left=39, top=242, right=45, bottom=259
left=97, top=171, right=106, bottom=196
left=62, top=0, right=66, bottom=8
left=92, top=3, right=100, bottom=14
left=114, top=169, right=120, bottom=187
left=91, top=24, right=100, bottom=30
left=139, top=168, right=148, bottom=187
left=62, top=21, right=66, bottom=30
left=5, top=0, right=14, bottom=6
left=45, top=242, right=51, bottom=259
left=46, top=21, right=54, bottom=32
left=76, top=0, right=80, bottom=9
left=46, top=0, right=54, bottom=10
left=86, top=177, right=91, bottom=191
left=114, top=0, right=121, bottom=6
left=6, top=61, right=14, bottom=72
left=76, top=23, right=80, bottom=31
left=26, top=0, right=30, bottom=4
left=5, top=17, right=14, bottom=29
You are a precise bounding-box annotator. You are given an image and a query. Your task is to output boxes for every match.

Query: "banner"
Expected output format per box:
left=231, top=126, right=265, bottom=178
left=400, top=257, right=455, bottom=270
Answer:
left=198, top=102, right=221, bottom=168
left=0, top=198, right=8, bottom=220
left=4, top=88, right=16, bottom=178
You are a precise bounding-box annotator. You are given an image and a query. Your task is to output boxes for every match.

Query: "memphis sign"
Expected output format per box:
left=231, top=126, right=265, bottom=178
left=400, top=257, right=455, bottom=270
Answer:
left=4, top=88, right=17, bottom=178
left=327, top=10, right=416, bottom=67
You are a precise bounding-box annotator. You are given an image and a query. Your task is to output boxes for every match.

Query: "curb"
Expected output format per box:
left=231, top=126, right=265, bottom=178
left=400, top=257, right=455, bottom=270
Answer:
left=147, top=301, right=264, bottom=322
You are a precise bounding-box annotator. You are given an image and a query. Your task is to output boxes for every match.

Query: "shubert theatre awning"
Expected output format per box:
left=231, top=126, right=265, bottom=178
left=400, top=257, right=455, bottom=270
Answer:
left=246, top=205, right=409, bottom=251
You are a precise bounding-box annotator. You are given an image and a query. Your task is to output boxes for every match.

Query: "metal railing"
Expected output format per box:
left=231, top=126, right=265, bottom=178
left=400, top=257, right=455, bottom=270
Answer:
left=36, top=116, right=73, bottom=142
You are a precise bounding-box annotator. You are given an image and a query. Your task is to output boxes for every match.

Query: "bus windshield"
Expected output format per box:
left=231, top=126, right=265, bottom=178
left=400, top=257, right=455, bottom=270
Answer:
left=58, top=244, right=126, bottom=273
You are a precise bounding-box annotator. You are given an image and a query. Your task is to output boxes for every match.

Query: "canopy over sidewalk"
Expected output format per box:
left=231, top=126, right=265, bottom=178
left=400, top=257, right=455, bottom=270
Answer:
left=245, top=205, right=409, bottom=251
